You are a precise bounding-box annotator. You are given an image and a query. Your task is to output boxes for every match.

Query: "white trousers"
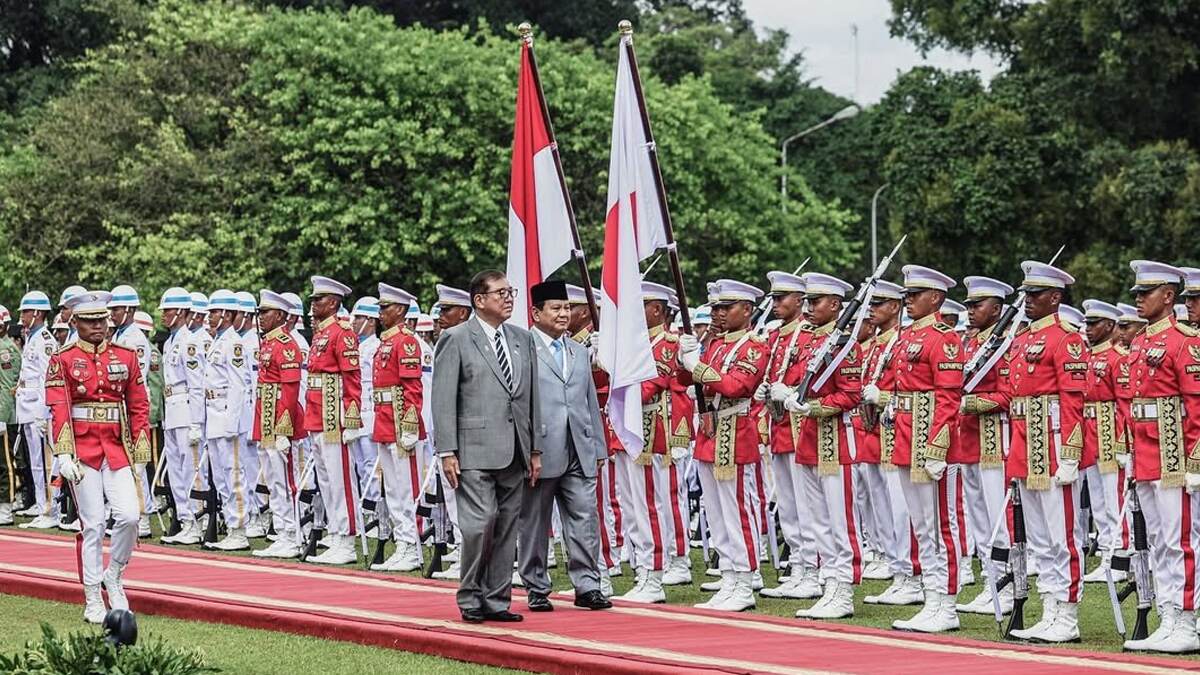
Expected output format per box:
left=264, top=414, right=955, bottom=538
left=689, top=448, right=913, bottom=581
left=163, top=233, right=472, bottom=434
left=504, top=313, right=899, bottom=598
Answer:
left=1083, top=465, right=1122, bottom=554
left=350, top=436, right=382, bottom=505
left=1135, top=481, right=1200, bottom=611
left=595, top=457, right=621, bottom=569
left=24, top=423, right=56, bottom=516
left=613, top=451, right=671, bottom=571
left=211, top=435, right=249, bottom=529
left=241, top=438, right=261, bottom=516
left=378, top=443, right=422, bottom=545
left=958, top=463, right=1007, bottom=573
left=665, top=458, right=690, bottom=559
left=309, top=432, right=357, bottom=536
left=882, top=469, right=920, bottom=576
left=857, top=463, right=896, bottom=566
left=899, top=466, right=962, bottom=594
left=798, top=464, right=862, bottom=584
left=697, top=461, right=760, bottom=573
left=1019, top=480, right=1086, bottom=603
left=161, top=427, right=199, bottom=521
left=77, top=461, right=138, bottom=585
left=772, top=453, right=818, bottom=569
left=260, top=445, right=297, bottom=536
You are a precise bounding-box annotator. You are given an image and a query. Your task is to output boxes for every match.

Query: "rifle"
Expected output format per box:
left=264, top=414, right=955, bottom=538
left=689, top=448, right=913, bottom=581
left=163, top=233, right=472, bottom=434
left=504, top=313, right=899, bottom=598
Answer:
left=419, top=472, right=452, bottom=578
left=991, top=479, right=1028, bottom=638
left=150, top=452, right=178, bottom=536
left=752, top=258, right=811, bottom=329
left=962, top=245, right=1065, bottom=391
left=1111, top=479, right=1153, bottom=640
left=188, top=442, right=221, bottom=544
left=776, top=236, right=907, bottom=420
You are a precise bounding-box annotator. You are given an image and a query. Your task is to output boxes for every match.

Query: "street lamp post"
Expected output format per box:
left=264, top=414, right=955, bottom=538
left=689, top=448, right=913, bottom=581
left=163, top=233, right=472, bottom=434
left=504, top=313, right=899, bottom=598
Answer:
left=871, top=183, right=889, bottom=269
left=780, top=104, right=860, bottom=212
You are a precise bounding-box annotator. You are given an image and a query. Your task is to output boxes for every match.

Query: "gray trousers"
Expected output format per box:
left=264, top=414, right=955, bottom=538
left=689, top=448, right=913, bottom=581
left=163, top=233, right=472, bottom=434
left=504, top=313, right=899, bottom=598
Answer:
left=518, top=446, right=601, bottom=596
left=456, top=452, right=526, bottom=614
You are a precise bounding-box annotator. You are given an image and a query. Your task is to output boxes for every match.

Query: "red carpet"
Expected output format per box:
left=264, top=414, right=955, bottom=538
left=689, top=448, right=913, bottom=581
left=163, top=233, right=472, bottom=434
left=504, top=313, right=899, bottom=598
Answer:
left=1, top=530, right=1196, bottom=675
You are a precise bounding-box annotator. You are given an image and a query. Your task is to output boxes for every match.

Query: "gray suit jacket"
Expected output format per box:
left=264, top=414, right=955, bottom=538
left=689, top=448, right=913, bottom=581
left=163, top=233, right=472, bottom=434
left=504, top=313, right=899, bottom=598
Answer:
left=531, top=330, right=606, bottom=479
left=432, top=318, right=540, bottom=470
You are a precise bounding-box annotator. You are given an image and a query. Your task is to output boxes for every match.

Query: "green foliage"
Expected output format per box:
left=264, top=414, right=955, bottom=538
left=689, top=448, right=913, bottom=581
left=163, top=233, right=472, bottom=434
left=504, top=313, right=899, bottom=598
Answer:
left=0, top=1, right=858, bottom=308
left=0, top=622, right=216, bottom=674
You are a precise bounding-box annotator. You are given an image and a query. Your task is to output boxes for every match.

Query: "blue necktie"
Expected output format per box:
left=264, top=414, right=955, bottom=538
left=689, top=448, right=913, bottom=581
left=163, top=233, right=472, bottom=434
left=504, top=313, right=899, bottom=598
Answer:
left=551, top=338, right=564, bottom=373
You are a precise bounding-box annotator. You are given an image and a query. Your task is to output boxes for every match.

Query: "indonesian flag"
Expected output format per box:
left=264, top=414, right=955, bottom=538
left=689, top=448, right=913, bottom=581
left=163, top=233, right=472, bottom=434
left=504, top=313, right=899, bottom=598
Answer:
left=600, top=38, right=669, bottom=456
left=505, top=41, right=573, bottom=328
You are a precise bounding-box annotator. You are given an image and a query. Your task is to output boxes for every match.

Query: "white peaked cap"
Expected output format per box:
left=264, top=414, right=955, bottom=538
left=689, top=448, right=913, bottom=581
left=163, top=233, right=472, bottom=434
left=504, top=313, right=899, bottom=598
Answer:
left=963, top=276, right=1013, bottom=302
left=871, top=280, right=903, bottom=301
left=259, top=290, right=293, bottom=313
left=802, top=273, right=853, bottom=298
left=436, top=284, right=471, bottom=307
left=1059, top=304, right=1085, bottom=327
left=766, top=271, right=805, bottom=295
left=1019, top=261, right=1075, bottom=291
left=712, top=280, right=763, bottom=304
left=378, top=283, right=417, bottom=307
left=902, top=265, right=956, bottom=292
left=1128, top=260, right=1184, bottom=292
left=1116, top=303, right=1146, bottom=324
left=1082, top=299, right=1120, bottom=322
left=310, top=276, right=351, bottom=298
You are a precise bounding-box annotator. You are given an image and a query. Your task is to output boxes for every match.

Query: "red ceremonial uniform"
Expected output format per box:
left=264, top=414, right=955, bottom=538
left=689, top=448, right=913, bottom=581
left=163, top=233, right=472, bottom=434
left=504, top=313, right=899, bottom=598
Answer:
left=890, top=314, right=963, bottom=473
left=667, top=329, right=694, bottom=452
left=303, top=316, right=363, bottom=435
left=371, top=325, right=425, bottom=443
left=852, top=336, right=882, bottom=463
left=691, top=328, right=769, bottom=468
left=957, top=323, right=1011, bottom=467
left=253, top=326, right=304, bottom=445
left=789, top=322, right=863, bottom=467
left=45, top=340, right=151, bottom=470
left=765, top=319, right=812, bottom=455
left=1003, top=313, right=1087, bottom=486
left=1128, top=317, right=1200, bottom=484
left=863, top=327, right=901, bottom=465
left=638, top=324, right=679, bottom=456
left=1082, top=340, right=1125, bottom=472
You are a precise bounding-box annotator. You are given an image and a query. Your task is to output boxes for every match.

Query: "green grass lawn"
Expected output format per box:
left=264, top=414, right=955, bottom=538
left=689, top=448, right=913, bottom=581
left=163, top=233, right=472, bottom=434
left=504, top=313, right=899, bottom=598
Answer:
left=0, top=593, right=521, bottom=674
left=5, top=513, right=1199, bottom=662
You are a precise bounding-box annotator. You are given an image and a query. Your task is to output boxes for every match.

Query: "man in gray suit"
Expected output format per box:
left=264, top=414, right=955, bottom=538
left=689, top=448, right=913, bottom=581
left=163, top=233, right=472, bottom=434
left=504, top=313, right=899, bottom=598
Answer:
left=517, top=281, right=612, bottom=612
left=433, top=270, right=541, bottom=623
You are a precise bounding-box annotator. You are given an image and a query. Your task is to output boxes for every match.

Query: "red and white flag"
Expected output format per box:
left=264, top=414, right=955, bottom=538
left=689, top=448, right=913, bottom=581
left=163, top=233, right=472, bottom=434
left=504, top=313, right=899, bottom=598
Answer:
left=600, top=37, right=669, bottom=456
left=505, top=41, right=573, bottom=328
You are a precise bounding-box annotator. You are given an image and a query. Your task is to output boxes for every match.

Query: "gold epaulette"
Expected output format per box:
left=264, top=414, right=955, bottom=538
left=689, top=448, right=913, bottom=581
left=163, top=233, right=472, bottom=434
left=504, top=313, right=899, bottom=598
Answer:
left=338, top=319, right=353, bottom=330
left=1060, top=319, right=1080, bottom=333
left=750, top=332, right=768, bottom=344
left=1179, top=323, right=1198, bottom=337
left=1114, top=344, right=1130, bottom=356
left=934, top=322, right=953, bottom=333
left=663, top=332, right=679, bottom=343
left=110, top=343, right=136, bottom=355
left=277, top=333, right=292, bottom=344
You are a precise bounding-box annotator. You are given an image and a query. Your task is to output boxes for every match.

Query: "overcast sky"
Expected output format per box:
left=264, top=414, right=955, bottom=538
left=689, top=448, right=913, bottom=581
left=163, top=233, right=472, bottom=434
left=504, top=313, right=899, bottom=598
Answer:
left=741, top=0, right=1005, bottom=104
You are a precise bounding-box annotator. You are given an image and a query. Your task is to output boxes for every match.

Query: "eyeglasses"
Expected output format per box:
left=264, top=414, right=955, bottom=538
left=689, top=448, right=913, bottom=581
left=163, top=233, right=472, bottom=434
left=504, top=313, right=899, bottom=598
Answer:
left=480, top=288, right=519, bottom=300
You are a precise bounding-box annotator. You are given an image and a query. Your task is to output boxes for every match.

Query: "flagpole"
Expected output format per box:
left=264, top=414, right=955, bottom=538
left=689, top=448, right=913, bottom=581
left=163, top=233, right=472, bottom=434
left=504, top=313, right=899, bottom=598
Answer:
left=618, top=20, right=707, bottom=410
left=519, top=23, right=600, bottom=329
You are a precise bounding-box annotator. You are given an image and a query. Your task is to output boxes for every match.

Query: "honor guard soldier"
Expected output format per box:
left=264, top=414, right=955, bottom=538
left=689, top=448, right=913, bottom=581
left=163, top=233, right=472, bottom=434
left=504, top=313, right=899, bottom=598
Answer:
left=663, top=289, right=695, bottom=587
left=757, top=271, right=821, bottom=601
left=1121, top=261, right=1200, bottom=653
left=774, top=273, right=864, bottom=619
left=304, top=276, right=363, bottom=565
left=428, top=283, right=472, bottom=580
left=157, top=288, right=203, bottom=545
left=347, top=297, right=382, bottom=530
left=955, top=276, right=1016, bottom=615
left=108, top=286, right=156, bottom=536
left=0, top=305, right=20, bottom=525
left=1003, top=261, right=1089, bottom=643
left=249, top=291, right=306, bottom=559
left=1183, top=267, right=1200, bottom=326
left=45, top=290, right=150, bottom=623
left=59, top=286, right=85, bottom=345
left=860, top=281, right=926, bottom=607
left=368, top=284, right=425, bottom=572
left=230, top=292, right=265, bottom=537
left=678, top=280, right=769, bottom=612
left=202, top=290, right=252, bottom=550
left=888, top=265, right=965, bottom=634
left=1078, top=300, right=1128, bottom=584
left=16, top=291, right=57, bottom=529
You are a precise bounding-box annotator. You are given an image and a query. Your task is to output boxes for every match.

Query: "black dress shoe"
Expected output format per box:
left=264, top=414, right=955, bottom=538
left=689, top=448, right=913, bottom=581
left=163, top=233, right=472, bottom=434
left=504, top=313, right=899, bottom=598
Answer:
left=461, top=609, right=485, bottom=623
left=484, top=610, right=524, bottom=622
left=527, top=593, right=554, bottom=612
left=573, top=590, right=613, bottom=610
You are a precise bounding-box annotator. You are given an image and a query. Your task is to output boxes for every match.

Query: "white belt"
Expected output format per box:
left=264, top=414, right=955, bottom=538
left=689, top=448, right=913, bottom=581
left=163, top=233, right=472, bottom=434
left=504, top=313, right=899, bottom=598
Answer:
left=205, top=388, right=228, bottom=400
left=71, top=405, right=121, bottom=423
left=714, top=399, right=751, bottom=420
left=308, top=373, right=339, bottom=388
left=1131, top=401, right=1160, bottom=421
left=373, top=390, right=394, bottom=404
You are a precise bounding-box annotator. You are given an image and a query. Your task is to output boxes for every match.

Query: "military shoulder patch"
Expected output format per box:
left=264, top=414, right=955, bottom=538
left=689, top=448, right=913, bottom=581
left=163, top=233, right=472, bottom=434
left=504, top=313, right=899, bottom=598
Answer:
left=934, top=322, right=953, bottom=333
left=1178, top=323, right=1198, bottom=338
left=663, top=332, right=679, bottom=343
left=1059, top=318, right=1079, bottom=333
left=750, top=332, right=768, bottom=344
left=338, top=319, right=353, bottom=330
left=277, top=334, right=292, bottom=344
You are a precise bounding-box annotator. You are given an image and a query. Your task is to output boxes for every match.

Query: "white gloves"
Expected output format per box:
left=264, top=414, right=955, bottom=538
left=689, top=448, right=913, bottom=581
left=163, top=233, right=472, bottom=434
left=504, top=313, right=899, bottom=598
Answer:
left=589, top=332, right=602, bottom=351
left=34, top=418, right=48, bottom=438
left=679, top=333, right=699, bottom=354
left=1053, top=458, right=1079, bottom=486
left=187, top=424, right=203, bottom=445
left=589, top=332, right=608, bottom=372
left=678, top=337, right=701, bottom=372
left=783, top=393, right=809, bottom=415
left=753, top=381, right=769, bottom=402
left=57, top=454, right=83, bottom=484
left=862, top=384, right=881, bottom=405
left=342, top=428, right=362, bottom=444
left=399, top=432, right=419, bottom=450
left=1116, top=453, right=1132, bottom=472
left=273, top=435, right=290, bottom=453
left=924, top=458, right=947, bottom=482
left=1188, top=473, right=1200, bottom=494
left=769, top=382, right=792, bottom=403
left=670, top=446, right=689, bottom=461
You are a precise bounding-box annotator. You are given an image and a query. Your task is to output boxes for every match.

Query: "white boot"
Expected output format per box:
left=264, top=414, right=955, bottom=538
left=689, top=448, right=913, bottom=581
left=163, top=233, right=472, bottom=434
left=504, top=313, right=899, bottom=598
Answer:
left=957, top=583, right=1014, bottom=615
left=621, top=569, right=666, bottom=603
left=309, top=534, right=357, bottom=564
left=615, top=567, right=646, bottom=601
left=511, top=570, right=524, bottom=587
left=138, top=514, right=152, bottom=538
left=959, top=566, right=975, bottom=587
left=83, top=584, right=107, bottom=624
left=862, top=559, right=892, bottom=580
left=763, top=566, right=821, bottom=599
left=170, top=519, right=202, bottom=545
left=431, top=560, right=461, bottom=580
left=795, top=579, right=837, bottom=618
left=252, top=534, right=302, bottom=559
left=1030, top=600, right=1079, bottom=643
left=801, top=579, right=855, bottom=619
left=662, top=556, right=693, bottom=586
left=892, top=590, right=941, bottom=630
left=373, top=542, right=421, bottom=572
left=599, top=572, right=613, bottom=598
left=58, top=518, right=81, bottom=532
left=102, top=561, right=129, bottom=611
left=1126, top=604, right=1180, bottom=651
left=700, top=574, right=725, bottom=592
left=245, top=517, right=268, bottom=539
left=711, top=571, right=756, bottom=611
left=20, top=514, right=58, bottom=529
left=695, top=571, right=734, bottom=609
left=1010, top=595, right=1057, bottom=640
left=206, top=527, right=250, bottom=551
left=1083, top=553, right=1126, bottom=583
left=1143, top=608, right=1200, bottom=654
left=750, top=569, right=764, bottom=590
left=0, top=503, right=12, bottom=525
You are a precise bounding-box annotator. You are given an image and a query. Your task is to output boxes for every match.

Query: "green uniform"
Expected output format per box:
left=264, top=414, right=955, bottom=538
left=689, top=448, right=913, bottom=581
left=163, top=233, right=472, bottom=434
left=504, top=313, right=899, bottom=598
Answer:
left=148, top=341, right=165, bottom=427
left=0, top=336, right=21, bottom=502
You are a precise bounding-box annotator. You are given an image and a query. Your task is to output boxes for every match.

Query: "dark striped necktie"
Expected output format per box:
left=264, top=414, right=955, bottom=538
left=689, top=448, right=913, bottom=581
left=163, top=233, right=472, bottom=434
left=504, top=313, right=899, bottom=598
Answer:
left=494, top=330, right=513, bottom=389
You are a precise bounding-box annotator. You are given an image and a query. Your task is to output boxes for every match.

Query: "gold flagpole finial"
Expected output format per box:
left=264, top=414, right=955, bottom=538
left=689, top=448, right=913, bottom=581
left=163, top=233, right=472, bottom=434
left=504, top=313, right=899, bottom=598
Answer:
left=618, top=19, right=633, bottom=35
left=518, top=22, right=533, bottom=41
